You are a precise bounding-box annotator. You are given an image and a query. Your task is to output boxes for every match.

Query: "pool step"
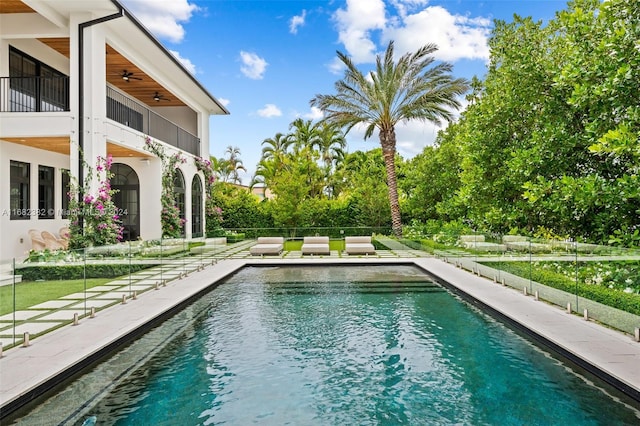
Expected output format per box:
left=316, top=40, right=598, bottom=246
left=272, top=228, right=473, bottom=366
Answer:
left=265, top=281, right=445, bottom=294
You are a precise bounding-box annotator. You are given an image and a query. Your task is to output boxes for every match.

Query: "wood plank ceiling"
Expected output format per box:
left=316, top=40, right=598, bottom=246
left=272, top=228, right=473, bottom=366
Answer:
left=3, top=137, right=151, bottom=158
left=2, top=1, right=184, bottom=107
left=1, top=1, right=179, bottom=157
left=0, top=0, right=34, bottom=13
left=38, top=39, right=185, bottom=107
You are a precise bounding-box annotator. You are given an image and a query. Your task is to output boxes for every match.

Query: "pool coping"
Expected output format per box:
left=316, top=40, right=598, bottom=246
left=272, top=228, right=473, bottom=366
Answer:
left=1, top=256, right=639, bottom=419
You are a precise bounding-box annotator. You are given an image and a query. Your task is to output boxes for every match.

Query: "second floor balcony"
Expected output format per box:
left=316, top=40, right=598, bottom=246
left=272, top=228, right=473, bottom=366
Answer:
left=106, top=86, right=200, bottom=157
left=0, top=77, right=200, bottom=157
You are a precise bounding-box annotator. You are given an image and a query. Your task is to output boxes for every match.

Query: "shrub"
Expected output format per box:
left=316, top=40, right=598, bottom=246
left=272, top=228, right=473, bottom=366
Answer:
left=17, top=263, right=155, bottom=281
left=487, top=261, right=640, bottom=316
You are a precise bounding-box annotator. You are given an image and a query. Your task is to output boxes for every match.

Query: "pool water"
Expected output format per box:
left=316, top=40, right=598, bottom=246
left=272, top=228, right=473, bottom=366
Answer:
left=10, top=265, right=640, bottom=425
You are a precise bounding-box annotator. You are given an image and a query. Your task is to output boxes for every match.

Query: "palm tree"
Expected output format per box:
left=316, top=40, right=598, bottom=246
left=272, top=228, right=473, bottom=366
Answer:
left=310, top=40, right=469, bottom=237
left=287, top=119, right=322, bottom=194
left=260, top=132, right=290, bottom=171
left=209, top=155, right=229, bottom=182
left=287, top=118, right=320, bottom=153
left=250, top=158, right=279, bottom=190
left=316, top=122, right=346, bottom=172
left=315, top=122, right=346, bottom=198
left=223, top=145, right=247, bottom=184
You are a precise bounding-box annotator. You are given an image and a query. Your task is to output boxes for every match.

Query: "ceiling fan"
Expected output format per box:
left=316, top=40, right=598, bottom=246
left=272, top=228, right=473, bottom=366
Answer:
left=121, top=70, right=142, bottom=82
left=153, top=92, right=171, bottom=102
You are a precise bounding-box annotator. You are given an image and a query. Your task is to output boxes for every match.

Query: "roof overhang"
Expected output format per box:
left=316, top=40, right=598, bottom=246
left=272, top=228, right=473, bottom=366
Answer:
left=11, top=0, right=229, bottom=115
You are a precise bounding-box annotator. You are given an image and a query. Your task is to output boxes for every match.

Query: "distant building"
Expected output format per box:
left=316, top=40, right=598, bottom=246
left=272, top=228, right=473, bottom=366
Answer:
left=223, top=182, right=274, bottom=200
left=0, top=0, right=229, bottom=260
left=251, top=185, right=274, bottom=200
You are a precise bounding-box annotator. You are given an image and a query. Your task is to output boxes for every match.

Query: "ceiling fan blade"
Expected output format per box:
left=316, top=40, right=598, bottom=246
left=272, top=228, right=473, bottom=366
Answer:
left=121, top=70, right=142, bottom=82
left=153, top=92, right=171, bottom=102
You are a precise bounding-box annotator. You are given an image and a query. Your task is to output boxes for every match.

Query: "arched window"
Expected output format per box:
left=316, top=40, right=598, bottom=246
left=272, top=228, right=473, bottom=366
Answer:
left=110, top=163, right=140, bottom=241
left=191, top=175, right=203, bottom=237
left=173, top=169, right=186, bottom=236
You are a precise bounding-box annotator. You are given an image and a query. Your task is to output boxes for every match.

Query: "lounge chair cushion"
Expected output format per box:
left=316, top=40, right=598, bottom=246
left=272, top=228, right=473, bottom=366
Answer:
left=41, top=231, right=65, bottom=250
left=28, top=229, right=46, bottom=252
left=344, top=236, right=375, bottom=255
left=250, top=237, right=284, bottom=255
left=301, top=236, right=330, bottom=255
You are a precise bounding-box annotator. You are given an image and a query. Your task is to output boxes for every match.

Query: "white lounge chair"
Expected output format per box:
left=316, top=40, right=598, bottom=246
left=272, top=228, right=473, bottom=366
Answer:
left=344, top=236, right=375, bottom=255
left=301, top=236, right=330, bottom=255
left=250, top=237, right=284, bottom=255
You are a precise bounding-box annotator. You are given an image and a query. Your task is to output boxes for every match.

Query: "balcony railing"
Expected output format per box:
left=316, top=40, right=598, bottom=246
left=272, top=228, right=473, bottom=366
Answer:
left=0, top=76, right=70, bottom=112
left=0, top=78, right=200, bottom=157
left=106, top=86, right=200, bottom=156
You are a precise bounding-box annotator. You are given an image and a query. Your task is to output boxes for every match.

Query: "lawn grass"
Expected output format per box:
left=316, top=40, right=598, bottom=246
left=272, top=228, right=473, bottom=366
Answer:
left=0, top=278, right=112, bottom=315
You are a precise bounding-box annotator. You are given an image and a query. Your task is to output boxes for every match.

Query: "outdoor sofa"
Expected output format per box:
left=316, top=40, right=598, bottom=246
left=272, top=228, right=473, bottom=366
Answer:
left=249, top=237, right=285, bottom=256
left=301, top=236, right=330, bottom=255
left=344, top=236, right=376, bottom=255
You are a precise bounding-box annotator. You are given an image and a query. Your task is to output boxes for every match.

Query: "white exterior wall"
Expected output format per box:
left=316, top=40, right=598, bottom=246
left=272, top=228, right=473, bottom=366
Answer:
left=1, top=1, right=221, bottom=260
left=0, top=142, right=71, bottom=261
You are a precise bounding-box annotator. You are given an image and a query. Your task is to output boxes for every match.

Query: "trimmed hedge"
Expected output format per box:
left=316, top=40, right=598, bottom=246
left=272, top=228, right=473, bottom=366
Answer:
left=487, top=262, right=640, bottom=316
left=17, top=263, right=155, bottom=282
left=225, top=233, right=245, bottom=243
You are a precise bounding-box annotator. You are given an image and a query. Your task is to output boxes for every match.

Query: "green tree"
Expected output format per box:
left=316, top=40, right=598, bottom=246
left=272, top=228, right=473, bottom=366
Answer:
left=222, top=145, right=247, bottom=184
left=341, top=150, right=392, bottom=228
left=402, top=125, right=464, bottom=223
left=315, top=122, right=346, bottom=198
left=260, top=132, right=290, bottom=167
left=311, top=40, right=469, bottom=237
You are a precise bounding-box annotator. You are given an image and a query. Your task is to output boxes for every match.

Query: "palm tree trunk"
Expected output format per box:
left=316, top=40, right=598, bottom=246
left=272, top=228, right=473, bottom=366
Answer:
left=380, top=128, right=402, bottom=237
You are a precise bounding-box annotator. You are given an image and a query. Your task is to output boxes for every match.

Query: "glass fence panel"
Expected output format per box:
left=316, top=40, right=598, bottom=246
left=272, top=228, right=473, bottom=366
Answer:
left=3, top=248, right=91, bottom=349
left=0, top=258, right=17, bottom=349
left=2, top=228, right=638, bottom=354
left=475, top=237, right=640, bottom=336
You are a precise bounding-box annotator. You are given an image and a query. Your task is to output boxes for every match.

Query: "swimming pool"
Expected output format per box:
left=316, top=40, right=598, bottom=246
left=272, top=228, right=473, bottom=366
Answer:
left=9, top=265, right=640, bottom=425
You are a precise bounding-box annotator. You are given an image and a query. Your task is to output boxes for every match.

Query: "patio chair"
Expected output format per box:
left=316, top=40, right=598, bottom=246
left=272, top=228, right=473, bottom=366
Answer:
left=28, top=229, right=46, bottom=251
left=344, top=236, right=375, bottom=255
left=301, top=236, right=330, bottom=255
left=58, top=226, right=70, bottom=249
left=41, top=230, right=65, bottom=250
left=250, top=237, right=284, bottom=255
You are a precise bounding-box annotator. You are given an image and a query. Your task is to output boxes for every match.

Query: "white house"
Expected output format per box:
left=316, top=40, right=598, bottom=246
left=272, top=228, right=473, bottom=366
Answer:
left=0, top=0, right=229, bottom=261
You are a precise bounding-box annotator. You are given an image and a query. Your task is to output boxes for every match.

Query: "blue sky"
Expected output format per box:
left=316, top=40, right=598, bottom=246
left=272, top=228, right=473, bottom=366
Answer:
left=121, top=0, right=568, bottom=184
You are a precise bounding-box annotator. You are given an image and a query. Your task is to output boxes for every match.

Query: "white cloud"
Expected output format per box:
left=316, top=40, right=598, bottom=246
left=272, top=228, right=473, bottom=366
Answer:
left=303, top=106, right=324, bottom=120
left=217, top=97, right=230, bottom=107
left=169, top=50, right=196, bottom=74
left=390, top=0, right=429, bottom=19
left=328, top=57, right=346, bottom=75
left=257, top=104, right=282, bottom=118
left=290, top=10, right=307, bottom=34
left=240, top=51, right=268, bottom=79
left=121, top=0, right=199, bottom=43
left=344, top=119, right=440, bottom=157
left=384, top=6, right=491, bottom=62
left=331, top=1, right=491, bottom=65
left=333, top=0, right=386, bottom=63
